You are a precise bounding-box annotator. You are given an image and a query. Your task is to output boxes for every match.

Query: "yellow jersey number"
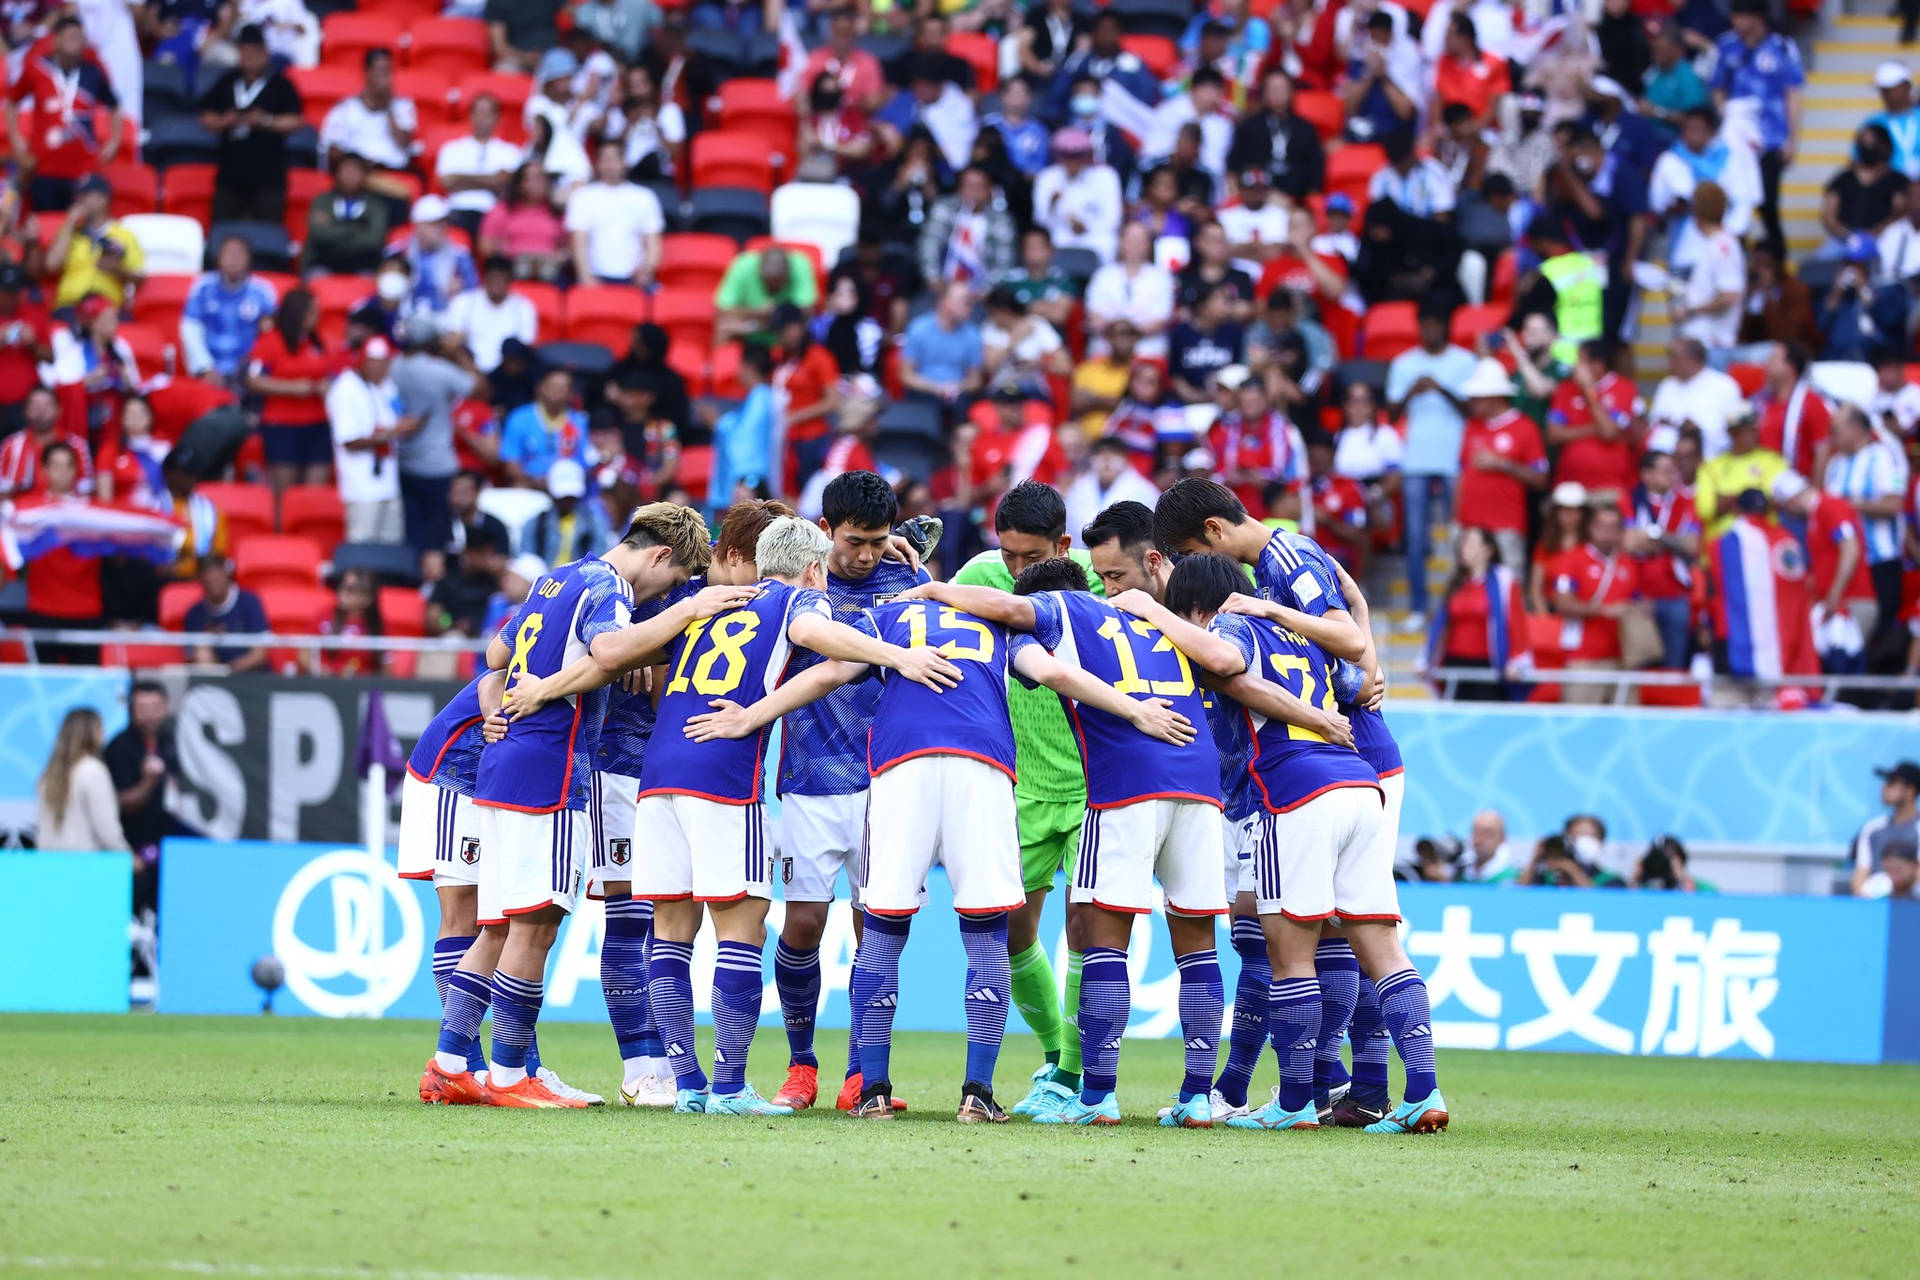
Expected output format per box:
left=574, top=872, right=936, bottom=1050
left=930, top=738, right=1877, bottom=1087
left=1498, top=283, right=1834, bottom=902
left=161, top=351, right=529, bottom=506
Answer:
left=665, top=611, right=764, bottom=696
left=1095, top=616, right=1195, bottom=697
left=505, top=613, right=543, bottom=687
left=1270, top=654, right=1334, bottom=742
left=906, top=604, right=996, bottom=662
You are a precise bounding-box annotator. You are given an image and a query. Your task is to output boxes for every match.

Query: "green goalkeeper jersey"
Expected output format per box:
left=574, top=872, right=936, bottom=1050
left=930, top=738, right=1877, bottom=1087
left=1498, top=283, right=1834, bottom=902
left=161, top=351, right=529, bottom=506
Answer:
left=952, top=548, right=1104, bottom=804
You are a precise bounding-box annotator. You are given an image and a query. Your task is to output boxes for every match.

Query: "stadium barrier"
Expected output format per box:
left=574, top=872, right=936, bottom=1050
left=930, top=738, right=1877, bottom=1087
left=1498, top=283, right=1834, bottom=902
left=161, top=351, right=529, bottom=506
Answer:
left=0, top=851, right=132, bottom=1013
left=155, top=839, right=1919, bottom=1063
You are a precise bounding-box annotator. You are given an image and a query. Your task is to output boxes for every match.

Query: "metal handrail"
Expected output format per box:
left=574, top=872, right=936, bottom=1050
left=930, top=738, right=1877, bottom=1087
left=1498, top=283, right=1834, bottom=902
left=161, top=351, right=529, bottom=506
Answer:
left=1403, top=663, right=1920, bottom=705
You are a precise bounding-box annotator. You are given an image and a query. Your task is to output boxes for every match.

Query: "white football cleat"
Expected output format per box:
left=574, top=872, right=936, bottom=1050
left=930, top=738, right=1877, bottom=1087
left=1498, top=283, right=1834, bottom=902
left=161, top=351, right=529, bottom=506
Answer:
left=537, top=1066, right=605, bottom=1106
left=620, top=1073, right=677, bottom=1107
left=1156, top=1088, right=1248, bottom=1123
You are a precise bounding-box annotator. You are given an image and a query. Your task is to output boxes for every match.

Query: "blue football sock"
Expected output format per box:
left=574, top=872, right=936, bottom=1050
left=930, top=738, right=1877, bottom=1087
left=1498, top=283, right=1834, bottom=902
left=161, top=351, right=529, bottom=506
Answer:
left=958, top=913, right=1011, bottom=1088
left=1268, top=977, right=1320, bottom=1114
left=647, top=939, right=705, bottom=1092
left=1349, top=975, right=1392, bottom=1099
left=1216, top=917, right=1269, bottom=1107
left=1313, top=937, right=1360, bottom=1105
left=1175, top=947, right=1224, bottom=1100
left=436, top=969, right=490, bottom=1064
left=1376, top=967, right=1438, bottom=1103
left=1077, top=946, right=1130, bottom=1101
left=773, top=940, right=821, bottom=1069
left=710, top=940, right=765, bottom=1095
left=489, top=972, right=543, bottom=1080
left=602, top=894, right=654, bottom=1066
left=850, top=912, right=909, bottom=1086
left=430, top=936, right=486, bottom=1073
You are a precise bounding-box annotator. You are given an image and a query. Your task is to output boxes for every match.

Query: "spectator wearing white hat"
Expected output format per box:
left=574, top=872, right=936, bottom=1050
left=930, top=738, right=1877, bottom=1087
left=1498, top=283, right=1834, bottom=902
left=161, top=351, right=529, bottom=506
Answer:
left=1529, top=480, right=1591, bottom=615
left=1456, top=356, right=1548, bottom=572
left=327, top=336, right=418, bottom=547
left=1868, top=63, right=1920, bottom=180
left=397, top=195, right=479, bottom=320
left=531, top=458, right=611, bottom=566
left=564, top=136, right=665, bottom=287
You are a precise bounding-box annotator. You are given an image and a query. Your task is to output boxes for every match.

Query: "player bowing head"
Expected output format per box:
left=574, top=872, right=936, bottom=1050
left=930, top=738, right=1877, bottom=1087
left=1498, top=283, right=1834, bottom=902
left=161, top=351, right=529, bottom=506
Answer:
left=1080, top=501, right=1173, bottom=599
left=709, top=498, right=797, bottom=585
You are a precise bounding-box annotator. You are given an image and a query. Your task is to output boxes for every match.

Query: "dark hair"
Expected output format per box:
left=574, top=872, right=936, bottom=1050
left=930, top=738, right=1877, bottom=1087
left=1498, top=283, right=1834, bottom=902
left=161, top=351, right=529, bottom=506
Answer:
left=821, top=470, right=899, bottom=531
left=40, top=440, right=77, bottom=468
left=983, top=284, right=1025, bottom=315
left=1682, top=104, right=1721, bottom=131
left=1191, top=66, right=1225, bottom=90
left=1366, top=9, right=1393, bottom=30
left=482, top=254, right=513, bottom=276
left=1577, top=337, right=1611, bottom=366
left=363, top=47, right=391, bottom=70
left=1442, top=101, right=1474, bottom=127
left=1080, top=499, right=1154, bottom=557
left=1164, top=552, right=1246, bottom=618
left=1383, top=129, right=1416, bottom=165
left=53, top=14, right=80, bottom=32
left=741, top=344, right=775, bottom=379
left=1565, top=812, right=1609, bottom=840
left=1153, top=477, right=1246, bottom=553
left=1482, top=172, right=1515, bottom=199
left=1729, top=0, right=1770, bottom=19
left=333, top=569, right=385, bottom=636
left=1449, top=11, right=1478, bottom=44
left=129, top=678, right=168, bottom=701
left=274, top=288, right=320, bottom=350
left=994, top=479, right=1067, bottom=540
left=1261, top=478, right=1293, bottom=509
left=1012, top=556, right=1090, bottom=595
left=1780, top=340, right=1811, bottom=377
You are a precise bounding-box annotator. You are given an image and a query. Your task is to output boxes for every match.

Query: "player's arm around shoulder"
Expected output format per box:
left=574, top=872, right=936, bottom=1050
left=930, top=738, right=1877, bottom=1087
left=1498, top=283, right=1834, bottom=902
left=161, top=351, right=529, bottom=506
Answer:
left=1221, top=668, right=1354, bottom=749
left=894, top=578, right=1040, bottom=630
left=1010, top=642, right=1197, bottom=746
left=684, top=659, right=870, bottom=742
left=1109, top=588, right=1248, bottom=678
left=786, top=604, right=962, bottom=692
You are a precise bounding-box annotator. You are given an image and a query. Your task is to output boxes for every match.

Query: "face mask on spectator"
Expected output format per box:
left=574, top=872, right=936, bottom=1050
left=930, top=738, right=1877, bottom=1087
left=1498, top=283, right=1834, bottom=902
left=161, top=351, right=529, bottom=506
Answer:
left=1572, top=834, right=1603, bottom=863
left=1071, top=94, right=1100, bottom=120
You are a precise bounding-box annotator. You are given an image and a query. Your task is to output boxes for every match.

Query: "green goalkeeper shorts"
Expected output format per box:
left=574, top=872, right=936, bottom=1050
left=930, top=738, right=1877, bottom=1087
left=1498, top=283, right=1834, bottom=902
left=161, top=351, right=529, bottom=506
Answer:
left=1018, top=795, right=1086, bottom=895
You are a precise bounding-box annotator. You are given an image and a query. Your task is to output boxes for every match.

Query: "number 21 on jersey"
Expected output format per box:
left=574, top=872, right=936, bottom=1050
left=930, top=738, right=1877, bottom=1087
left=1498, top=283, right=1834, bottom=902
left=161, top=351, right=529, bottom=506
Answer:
left=1269, top=654, right=1333, bottom=741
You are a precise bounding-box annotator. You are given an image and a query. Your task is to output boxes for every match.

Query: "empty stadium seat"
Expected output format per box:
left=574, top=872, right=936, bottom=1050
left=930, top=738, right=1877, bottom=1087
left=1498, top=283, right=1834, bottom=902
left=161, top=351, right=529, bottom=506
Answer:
left=320, top=13, right=404, bottom=69
left=688, top=187, right=771, bottom=242
left=159, top=162, right=216, bottom=226
left=1449, top=303, right=1510, bottom=349
left=284, top=169, right=335, bottom=248
left=131, top=274, right=195, bottom=329
left=1119, top=34, right=1178, bottom=79
left=1107, top=0, right=1192, bottom=39
left=144, top=117, right=222, bottom=169
left=1361, top=301, right=1420, bottom=360
left=1293, top=90, right=1345, bottom=142
left=1326, top=144, right=1388, bottom=207
left=117, top=322, right=176, bottom=373
left=717, top=78, right=797, bottom=145
left=651, top=288, right=716, bottom=350
left=198, top=482, right=275, bottom=543
left=666, top=341, right=708, bottom=396
left=206, top=221, right=293, bottom=273
left=1727, top=363, right=1766, bottom=396
left=158, top=580, right=204, bottom=631
left=234, top=534, right=326, bottom=589
left=120, top=215, right=207, bottom=277
left=474, top=486, right=552, bottom=554
left=655, top=232, right=742, bottom=295
left=394, top=68, right=457, bottom=126
left=768, top=183, right=861, bottom=269
left=289, top=65, right=359, bottom=130
left=103, top=162, right=160, bottom=217
left=676, top=443, right=713, bottom=504
left=514, top=281, right=564, bottom=343
left=408, top=18, right=492, bottom=76
left=691, top=132, right=781, bottom=193
left=258, top=584, right=335, bottom=639
left=563, top=285, right=646, bottom=353
left=280, top=485, right=345, bottom=550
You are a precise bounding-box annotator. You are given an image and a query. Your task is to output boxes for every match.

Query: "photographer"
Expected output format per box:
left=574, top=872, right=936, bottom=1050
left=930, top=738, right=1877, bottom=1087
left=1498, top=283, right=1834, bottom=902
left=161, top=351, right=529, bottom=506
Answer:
left=1818, top=234, right=1907, bottom=362
left=1632, top=835, right=1714, bottom=892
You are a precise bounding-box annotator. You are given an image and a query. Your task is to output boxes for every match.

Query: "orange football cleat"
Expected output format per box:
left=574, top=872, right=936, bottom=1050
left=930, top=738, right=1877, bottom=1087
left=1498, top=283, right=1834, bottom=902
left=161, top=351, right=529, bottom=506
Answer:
left=481, top=1073, right=590, bottom=1108
left=836, top=1071, right=908, bottom=1112
left=419, top=1059, right=487, bottom=1105
left=773, top=1063, right=819, bottom=1111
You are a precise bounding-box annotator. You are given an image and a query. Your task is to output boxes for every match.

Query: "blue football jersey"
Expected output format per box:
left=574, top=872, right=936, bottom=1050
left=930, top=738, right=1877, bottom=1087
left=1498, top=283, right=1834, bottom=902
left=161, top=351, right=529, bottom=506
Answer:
left=1203, top=691, right=1259, bottom=822
left=407, top=675, right=488, bottom=799
left=475, top=557, right=634, bottom=813
left=860, top=600, right=1016, bottom=779
left=1209, top=611, right=1379, bottom=813
left=595, top=580, right=700, bottom=779
left=1022, top=590, right=1221, bottom=810
left=779, top=558, right=931, bottom=797
left=638, top=579, right=831, bottom=804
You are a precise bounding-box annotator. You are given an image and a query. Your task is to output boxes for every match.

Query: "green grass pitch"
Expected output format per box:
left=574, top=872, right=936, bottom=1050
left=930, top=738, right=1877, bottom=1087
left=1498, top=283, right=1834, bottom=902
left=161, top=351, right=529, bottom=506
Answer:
left=4, top=1015, right=1917, bottom=1280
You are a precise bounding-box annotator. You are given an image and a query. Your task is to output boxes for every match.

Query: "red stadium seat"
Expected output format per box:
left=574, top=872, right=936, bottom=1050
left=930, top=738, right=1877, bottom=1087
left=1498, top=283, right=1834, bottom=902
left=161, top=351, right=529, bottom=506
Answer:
left=1449, top=303, right=1509, bottom=349
left=514, top=281, right=564, bottom=343
left=651, top=288, right=716, bottom=351
left=1119, top=35, right=1178, bottom=80
left=160, top=163, right=217, bottom=227
left=656, top=232, right=743, bottom=295
left=460, top=73, right=532, bottom=143
left=677, top=443, right=713, bottom=504
left=198, top=482, right=275, bottom=543
left=1361, top=301, right=1420, bottom=360
left=1636, top=682, right=1703, bottom=706
left=158, top=580, right=205, bottom=631
left=666, top=340, right=708, bottom=396
left=1326, top=144, right=1387, bottom=208
left=709, top=341, right=744, bottom=398
left=257, top=585, right=335, bottom=647
left=284, top=169, right=335, bottom=249
left=320, top=14, right=405, bottom=69
left=131, top=274, right=194, bottom=329
left=1489, top=249, right=1517, bottom=305
left=744, top=236, right=826, bottom=297
left=408, top=18, right=492, bottom=76
left=691, top=132, right=779, bottom=193
left=947, top=32, right=999, bottom=92
left=102, top=162, right=159, bottom=217
left=234, top=534, right=326, bottom=589
left=564, top=285, right=647, bottom=353
left=1293, top=90, right=1345, bottom=142
left=380, top=587, right=426, bottom=636
left=280, top=485, right=345, bottom=550
left=307, top=274, right=372, bottom=345
left=394, top=68, right=458, bottom=126
left=1727, top=362, right=1765, bottom=396
left=717, top=78, right=797, bottom=148
left=117, top=322, right=176, bottom=374
left=289, top=66, right=360, bottom=130
left=1322, top=304, right=1361, bottom=360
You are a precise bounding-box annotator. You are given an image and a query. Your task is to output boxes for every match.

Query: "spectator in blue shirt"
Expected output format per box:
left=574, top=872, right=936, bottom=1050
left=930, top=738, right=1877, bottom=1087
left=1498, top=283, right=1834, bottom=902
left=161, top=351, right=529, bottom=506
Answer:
left=498, top=366, right=589, bottom=486
left=397, top=194, right=478, bottom=320
left=180, top=236, right=277, bottom=384
left=983, top=76, right=1050, bottom=176
left=1711, top=0, right=1803, bottom=255
left=899, top=280, right=985, bottom=410
left=709, top=343, right=775, bottom=515
left=1867, top=62, right=1920, bottom=180
left=182, top=557, right=271, bottom=671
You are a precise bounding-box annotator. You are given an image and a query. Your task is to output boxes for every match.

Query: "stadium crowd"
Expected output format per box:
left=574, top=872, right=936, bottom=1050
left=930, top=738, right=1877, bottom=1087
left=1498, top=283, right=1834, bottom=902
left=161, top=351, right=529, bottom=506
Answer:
left=0, top=0, right=1913, bottom=703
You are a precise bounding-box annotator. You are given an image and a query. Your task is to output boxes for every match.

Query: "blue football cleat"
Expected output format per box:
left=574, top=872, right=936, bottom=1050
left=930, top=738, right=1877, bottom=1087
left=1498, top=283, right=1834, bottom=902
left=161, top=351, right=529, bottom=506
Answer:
left=1158, top=1093, right=1214, bottom=1128
left=1225, top=1088, right=1321, bottom=1130
left=1032, top=1092, right=1122, bottom=1126
left=1008, top=1064, right=1052, bottom=1116
left=708, top=1084, right=795, bottom=1117
left=673, top=1088, right=709, bottom=1113
left=1364, top=1090, right=1449, bottom=1134
left=1013, top=1073, right=1076, bottom=1119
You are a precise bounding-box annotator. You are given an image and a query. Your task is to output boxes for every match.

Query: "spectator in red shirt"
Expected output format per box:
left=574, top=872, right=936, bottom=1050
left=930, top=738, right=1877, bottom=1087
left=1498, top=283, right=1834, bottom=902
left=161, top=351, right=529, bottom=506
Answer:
left=0, top=385, right=92, bottom=498
left=1255, top=207, right=1349, bottom=306
left=0, top=261, right=53, bottom=434
left=1428, top=525, right=1534, bottom=701
left=772, top=303, right=841, bottom=489
left=313, top=568, right=385, bottom=677
left=1546, top=339, right=1645, bottom=506
left=1774, top=470, right=1877, bottom=674
left=245, top=287, right=335, bottom=493
left=1753, top=341, right=1830, bottom=482
left=1548, top=501, right=1641, bottom=701
left=1456, top=357, right=1549, bottom=570
left=1431, top=12, right=1512, bottom=132
left=1306, top=429, right=1369, bottom=573
left=798, top=8, right=887, bottom=115
left=4, top=16, right=123, bottom=213
left=19, top=440, right=102, bottom=660
left=1210, top=377, right=1307, bottom=517
left=1625, top=449, right=1701, bottom=669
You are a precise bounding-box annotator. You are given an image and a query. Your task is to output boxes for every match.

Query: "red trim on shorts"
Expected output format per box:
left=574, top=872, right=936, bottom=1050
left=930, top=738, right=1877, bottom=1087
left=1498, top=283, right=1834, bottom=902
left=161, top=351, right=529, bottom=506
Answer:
left=864, top=904, right=921, bottom=917
left=397, top=870, right=434, bottom=881
left=1090, top=898, right=1152, bottom=915
left=1089, top=791, right=1225, bottom=811
left=636, top=786, right=756, bottom=805
left=1376, top=765, right=1405, bottom=779
left=694, top=891, right=756, bottom=903
left=869, top=746, right=1017, bottom=781
left=1278, top=908, right=1338, bottom=922
left=1165, top=901, right=1231, bottom=917
left=503, top=898, right=569, bottom=917
left=1262, top=779, right=1384, bottom=815
left=956, top=903, right=1024, bottom=916
left=633, top=892, right=691, bottom=902
left=477, top=916, right=507, bottom=927
left=1335, top=910, right=1403, bottom=923
left=473, top=797, right=565, bottom=814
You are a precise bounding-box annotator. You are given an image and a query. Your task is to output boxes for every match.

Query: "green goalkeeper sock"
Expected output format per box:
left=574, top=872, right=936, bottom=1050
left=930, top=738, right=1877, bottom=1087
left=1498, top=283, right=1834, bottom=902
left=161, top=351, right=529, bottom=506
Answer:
left=1051, top=950, right=1085, bottom=1086
left=1008, top=940, right=1063, bottom=1062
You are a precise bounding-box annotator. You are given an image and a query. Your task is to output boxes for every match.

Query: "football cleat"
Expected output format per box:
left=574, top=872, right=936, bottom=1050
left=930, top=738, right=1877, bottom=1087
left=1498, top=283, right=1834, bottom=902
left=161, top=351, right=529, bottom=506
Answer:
left=1033, top=1093, right=1122, bottom=1126
left=848, top=1080, right=897, bottom=1119
left=1156, top=1088, right=1246, bottom=1124
left=419, top=1059, right=486, bottom=1105
left=709, top=1084, right=794, bottom=1117
left=537, top=1066, right=604, bottom=1106
left=1009, top=1064, right=1054, bottom=1116
left=1364, top=1090, right=1449, bottom=1134
left=1157, top=1093, right=1214, bottom=1129
left=673, top=1088, right=710, bottom=1113
left=837, top=1071, right=909, bottom=1112
left=619, top=1074, right=677, bottom=1108
left=1225, top=1088, right=1320, bottom=1130
left=1329, top=1095, right=1389, bottom=1128
left=772, top=1063, right=819, bottom=1111
left=956, top=1082, right=1009, bottom=1124
left=481, top=1074, right=590, bottom=1108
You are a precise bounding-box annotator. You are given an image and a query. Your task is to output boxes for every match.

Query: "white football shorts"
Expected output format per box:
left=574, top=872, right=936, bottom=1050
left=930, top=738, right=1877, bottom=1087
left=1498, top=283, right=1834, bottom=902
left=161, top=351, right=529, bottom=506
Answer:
left=475, top=803, right=589, bottom=925
left=1252, top=783, right=1392, bottom=922
left=780, top=790, right=869, bottom=904
left=1222, top=811, right=1258, bottom=901
left=584, top=770, right=639, bottom=900
left=632, top=792, right=773, bottom=903
left=1070, top=797, right=1228, bottom=917
left=862, top=756, right=1023, bottom=916
left=397, top=772, right=482, bottom=888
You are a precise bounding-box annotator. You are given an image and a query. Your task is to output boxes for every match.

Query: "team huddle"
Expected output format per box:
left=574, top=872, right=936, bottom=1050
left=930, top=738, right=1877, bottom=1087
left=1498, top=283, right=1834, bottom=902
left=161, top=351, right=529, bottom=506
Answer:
left=397, top=471, right=1448, bottom=1132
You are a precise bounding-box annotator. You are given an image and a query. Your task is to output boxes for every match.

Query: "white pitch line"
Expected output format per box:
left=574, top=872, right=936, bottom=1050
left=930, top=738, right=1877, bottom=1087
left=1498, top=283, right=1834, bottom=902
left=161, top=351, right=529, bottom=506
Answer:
left=1, top=1258, right=602, bottom=1280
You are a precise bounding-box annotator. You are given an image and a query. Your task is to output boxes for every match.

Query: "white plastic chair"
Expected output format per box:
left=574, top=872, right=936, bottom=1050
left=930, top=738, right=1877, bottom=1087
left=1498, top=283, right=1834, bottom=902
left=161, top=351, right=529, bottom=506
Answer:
left=476, top=487, right=555, bottom=557
left=120, top=214, right=207, bottom=277
left=770, top=183, right=862, bottom=267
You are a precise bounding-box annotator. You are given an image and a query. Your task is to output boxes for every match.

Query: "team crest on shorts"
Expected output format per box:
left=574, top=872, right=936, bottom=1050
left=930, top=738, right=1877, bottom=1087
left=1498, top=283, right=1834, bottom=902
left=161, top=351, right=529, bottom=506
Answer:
left=782, top=857, right=794, bottom=884
left=609, top=839, right=631, bottom=866
left=459, top=837, right=480, bottom=865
